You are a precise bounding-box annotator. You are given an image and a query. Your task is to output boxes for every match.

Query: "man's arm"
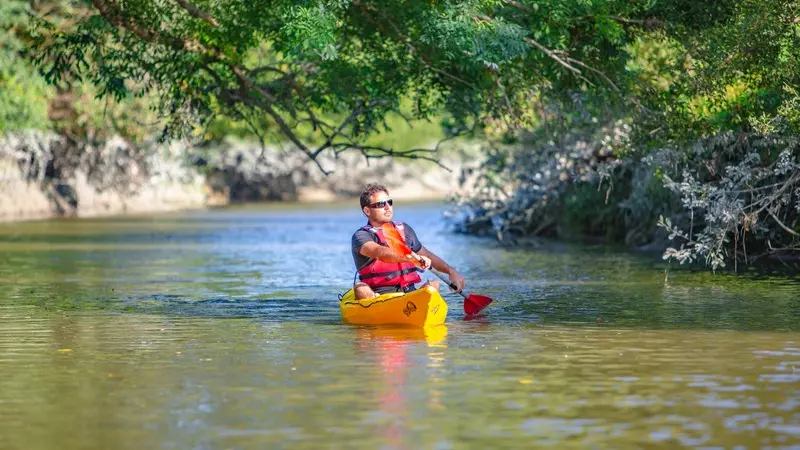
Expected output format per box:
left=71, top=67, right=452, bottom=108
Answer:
left=418, top=247, right=466, bottom=292
left=359, top=241, right=410, bottom=263
left=354, top=228, right=429, bottom=267
left=360, top=242, right=431, bottom=268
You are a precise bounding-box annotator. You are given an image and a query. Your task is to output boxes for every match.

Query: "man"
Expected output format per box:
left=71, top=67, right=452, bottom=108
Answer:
left=351, top=183, right=466, bottom=300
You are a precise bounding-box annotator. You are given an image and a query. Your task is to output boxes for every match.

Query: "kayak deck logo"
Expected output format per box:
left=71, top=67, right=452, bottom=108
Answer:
left=403, top=301, right=417, bottom=316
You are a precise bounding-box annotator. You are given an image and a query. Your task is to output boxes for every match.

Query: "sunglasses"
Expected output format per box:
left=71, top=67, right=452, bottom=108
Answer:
left=368, top=199, right=393, bottom=208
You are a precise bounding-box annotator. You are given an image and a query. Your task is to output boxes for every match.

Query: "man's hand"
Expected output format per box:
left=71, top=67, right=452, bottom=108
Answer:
left=447, top=268, right=465, bottom=292
left=407, top=253, right=432, bottom=270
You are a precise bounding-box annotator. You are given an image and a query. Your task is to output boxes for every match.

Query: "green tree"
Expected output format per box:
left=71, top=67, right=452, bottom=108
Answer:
left=448, top=0, right=800, bottom=270
left=0, top=0, right=53, bottom=132
left=33, top=0, right=657, bottom=172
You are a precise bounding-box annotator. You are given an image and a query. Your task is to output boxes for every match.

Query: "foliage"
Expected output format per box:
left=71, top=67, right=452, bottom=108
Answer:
left=624, top=31, right=691, bottom=94
left=644, top=1, right=800, bottom=138
left=0, top=1, right=53, bottom=132
left=444, top=0, right=800, bottom=269
left=29, top=0, right=659, bottom=173
left=1, top=0, right=165, bottom=143
left=640, top=0, right=800, bottom=268
left=449, top=94, right=652, bottom=242
left=657, top=135, right=800, bottom=271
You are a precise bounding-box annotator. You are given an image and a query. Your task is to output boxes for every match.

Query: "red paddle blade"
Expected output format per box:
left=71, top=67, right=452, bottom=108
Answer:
left=464, top=294, right=493, bottom=315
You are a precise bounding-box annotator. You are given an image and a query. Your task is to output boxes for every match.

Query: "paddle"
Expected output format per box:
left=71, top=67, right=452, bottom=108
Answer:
left=381, top=222, right=493, bottom=315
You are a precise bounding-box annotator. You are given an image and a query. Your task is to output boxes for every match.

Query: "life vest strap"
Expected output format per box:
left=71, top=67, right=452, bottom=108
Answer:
left=359, top=266, right=421, bottom=281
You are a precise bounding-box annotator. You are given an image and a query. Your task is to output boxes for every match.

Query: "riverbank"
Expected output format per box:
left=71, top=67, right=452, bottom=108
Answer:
left=0, top=132, right=470, bottom=223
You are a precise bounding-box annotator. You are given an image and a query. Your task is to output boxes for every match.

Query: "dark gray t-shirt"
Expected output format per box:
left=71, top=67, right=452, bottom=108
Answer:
left=351, top=222, right=423, bottom=271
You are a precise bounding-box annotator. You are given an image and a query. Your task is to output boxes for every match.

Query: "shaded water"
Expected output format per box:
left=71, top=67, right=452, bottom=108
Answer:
left=0, top=203, right=798, bottom=449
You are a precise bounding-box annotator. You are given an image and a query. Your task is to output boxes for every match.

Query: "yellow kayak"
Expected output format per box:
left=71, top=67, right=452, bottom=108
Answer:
left=339, top=285, right=448, bottom=328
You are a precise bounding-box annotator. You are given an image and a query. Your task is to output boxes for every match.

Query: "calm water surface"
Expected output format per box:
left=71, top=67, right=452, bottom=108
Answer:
left=0, top=203, right=797, bottom=449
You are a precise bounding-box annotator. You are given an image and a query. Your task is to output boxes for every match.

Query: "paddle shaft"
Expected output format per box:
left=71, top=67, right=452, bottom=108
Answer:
left=415, top=258, right=468, bottom=300
left=413, top=255, right=492, bottom=315
left=431, top=269, right=469, bottom=300
left=383, top=223, right=491, bottom=314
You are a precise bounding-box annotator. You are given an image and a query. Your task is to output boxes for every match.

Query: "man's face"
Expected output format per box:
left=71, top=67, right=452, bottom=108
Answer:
left=363, top=190, right=393, bottom=224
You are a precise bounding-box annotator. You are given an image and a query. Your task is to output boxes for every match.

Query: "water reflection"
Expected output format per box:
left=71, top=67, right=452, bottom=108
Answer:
left=350, top=325, right=449, bottom=450
left=354, top=325, right=448, bottom=347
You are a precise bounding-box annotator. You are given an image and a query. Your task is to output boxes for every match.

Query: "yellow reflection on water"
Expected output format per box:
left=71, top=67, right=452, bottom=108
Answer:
left=350, top=324, right=449, bottom=449
left=354, top=324, right=448, bottom=347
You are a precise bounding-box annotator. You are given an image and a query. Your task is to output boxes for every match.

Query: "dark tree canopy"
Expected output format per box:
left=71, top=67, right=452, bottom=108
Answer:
left=31, top=0, right=666, bottom=171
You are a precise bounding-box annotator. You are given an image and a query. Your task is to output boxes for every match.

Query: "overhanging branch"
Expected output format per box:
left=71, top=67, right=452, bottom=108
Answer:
left=172, top=0, right=218, bottom=27
left=87, top=0, right=451, bottom=175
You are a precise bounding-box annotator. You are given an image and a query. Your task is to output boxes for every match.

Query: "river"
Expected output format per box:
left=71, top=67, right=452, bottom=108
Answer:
left=0, top=202, right=797, bottom=449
